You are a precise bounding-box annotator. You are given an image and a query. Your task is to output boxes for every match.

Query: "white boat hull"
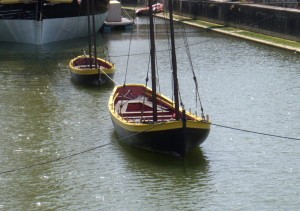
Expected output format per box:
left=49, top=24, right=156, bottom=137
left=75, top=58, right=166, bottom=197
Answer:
left=0, top=13, right=107, bottom=44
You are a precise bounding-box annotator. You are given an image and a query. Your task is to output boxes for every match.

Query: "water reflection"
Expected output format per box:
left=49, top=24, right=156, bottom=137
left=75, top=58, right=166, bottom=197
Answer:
left=70, top=77, right=116, bottom=89
left=119, top=139, right=209, bottom=169
left=110, top=131, right=212, bottom=206
left=0, top=34, right=110, bottom=63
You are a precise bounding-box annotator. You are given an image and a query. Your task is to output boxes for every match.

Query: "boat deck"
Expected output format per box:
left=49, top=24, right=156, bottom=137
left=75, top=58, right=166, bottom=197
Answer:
left=72, top=57, right=113, bottom=70
left=115, top=98, right=175, bottom=123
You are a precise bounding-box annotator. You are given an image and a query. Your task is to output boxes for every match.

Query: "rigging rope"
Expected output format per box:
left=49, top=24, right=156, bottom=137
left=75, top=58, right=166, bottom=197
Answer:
left=162, top=10, right=174, bottom=103
left=123, top=26, right=134, bottom=86
left=161, top=4, right=205, bottom=117
left=178, top=7, right=205, bottom=118
left=1, top=38, right=216, bottom=61
left=211, top=123, right=300, bottom=141
left=0, top=143, right=112, bottom=175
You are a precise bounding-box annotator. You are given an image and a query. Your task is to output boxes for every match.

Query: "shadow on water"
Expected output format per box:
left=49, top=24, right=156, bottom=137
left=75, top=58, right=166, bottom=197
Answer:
left=110, top=131, right=210, bottom=171
left=70, top=77, right=116, bottom=90
left=0, top=34, right=110, bottom=62
left=109, top=131, right=212, bottom=199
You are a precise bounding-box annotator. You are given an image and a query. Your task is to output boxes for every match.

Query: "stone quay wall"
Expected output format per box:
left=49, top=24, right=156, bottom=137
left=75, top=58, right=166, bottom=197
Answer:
left=123, top=0, right=300, bottom=42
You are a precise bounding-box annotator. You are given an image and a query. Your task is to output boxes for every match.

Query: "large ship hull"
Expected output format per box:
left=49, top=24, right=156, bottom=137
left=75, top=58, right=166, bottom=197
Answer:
left=0, top=0, right=109, bottom=44
left=111, top=117, right=210, bottom=158
left=0, top=13, right=107, bottom=44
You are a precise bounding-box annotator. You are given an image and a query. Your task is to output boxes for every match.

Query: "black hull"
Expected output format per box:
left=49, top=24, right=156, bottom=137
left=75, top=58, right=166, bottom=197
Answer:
left=71, top=73, right=114, bottom=86
left=112, top=120, right=210, bottom=158
left=0, top=0, right=108, bottom=20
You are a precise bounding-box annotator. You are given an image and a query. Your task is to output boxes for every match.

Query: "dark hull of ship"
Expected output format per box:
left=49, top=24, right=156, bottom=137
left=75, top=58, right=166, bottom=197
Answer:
left=0, top=0, right=109, bottom=44
left=70, top=72, right=114, bottom=86
left=112, top=119, right=210, bottom=158
left=0, top=0, right=108, bottom=19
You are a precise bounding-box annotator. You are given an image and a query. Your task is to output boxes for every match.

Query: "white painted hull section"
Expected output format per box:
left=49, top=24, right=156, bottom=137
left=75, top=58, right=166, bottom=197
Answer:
left=0, top=13, right=107, bottom=44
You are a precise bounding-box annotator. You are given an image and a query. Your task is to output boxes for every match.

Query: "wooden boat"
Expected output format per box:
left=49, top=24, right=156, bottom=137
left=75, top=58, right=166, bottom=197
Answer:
left=108, top=0, right=211, bottom=157
left=135, top=3, right=164, bottom=16
left=69, top=55, right=115, bottom=86
left=69, top=0, right=115, bottom=85
left=108, top=84, right=210, bottom=157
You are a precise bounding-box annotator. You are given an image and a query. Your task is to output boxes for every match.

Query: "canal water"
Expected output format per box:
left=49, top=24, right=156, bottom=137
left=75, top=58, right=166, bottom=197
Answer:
left=0, top=17, right=299, bottom=210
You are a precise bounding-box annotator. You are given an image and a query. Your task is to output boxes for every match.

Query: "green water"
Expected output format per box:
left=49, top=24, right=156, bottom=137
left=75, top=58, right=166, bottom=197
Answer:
left=0, top=17, right=300, bottom=210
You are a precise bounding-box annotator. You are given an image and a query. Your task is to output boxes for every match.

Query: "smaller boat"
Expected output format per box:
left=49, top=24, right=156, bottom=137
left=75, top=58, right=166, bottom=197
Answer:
left=69, top=55, right=115, bottom=86
left=135, top=3, right=163, bottom=16
left=69, top=0, right=115, bottom=86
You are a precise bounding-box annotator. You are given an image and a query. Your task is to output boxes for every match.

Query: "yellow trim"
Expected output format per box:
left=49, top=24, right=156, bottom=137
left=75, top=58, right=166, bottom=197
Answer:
left=110, top=112, right=182, bottom=132
left=0, top=0, right=31, bottom=4
left=110, top=110, right=210, bottom=132
left=186, top=120, right=211, bottom=129
left=0, top=0, right=71, bottom=3
left=69, top=55, right=115, bottom=75
left=108, top=84, right=211, bottom=132
left=48, top=0, right=72, bottom=3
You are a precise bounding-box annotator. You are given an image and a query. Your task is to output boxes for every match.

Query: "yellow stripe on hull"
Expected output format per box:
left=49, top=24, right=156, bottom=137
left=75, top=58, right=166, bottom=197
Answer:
left=69, top=55, right=115, bottom=75
left=0, top=0, right=71, bottom=4
left=108, top=84, right=211, bottom=133
left=110, top=113, right=210, bottom=132
left=0, top=0, right=29, bottom=4
left=108, top=84, right=211, bottom=157
left=48, top=0, right=72, bottom=3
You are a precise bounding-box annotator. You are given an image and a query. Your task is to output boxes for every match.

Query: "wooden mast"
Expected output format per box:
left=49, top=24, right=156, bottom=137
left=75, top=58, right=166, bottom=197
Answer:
left=87, top=0, right=92, bottom=69
left=37, top=0, right=44, bottom=21
left=91, top=0, right=98, bottom=70
left=91, top=0, right=101, bottom=82
left=168, top=0, right=180, bottom=120
left=148, top=0, right=158, bottom=122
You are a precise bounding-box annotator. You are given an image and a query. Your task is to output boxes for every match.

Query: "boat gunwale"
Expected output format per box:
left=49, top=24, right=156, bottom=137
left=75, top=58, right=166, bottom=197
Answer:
left=108, top=84, right=211, bottom=132
left=69, top=55, right=115, bottom=75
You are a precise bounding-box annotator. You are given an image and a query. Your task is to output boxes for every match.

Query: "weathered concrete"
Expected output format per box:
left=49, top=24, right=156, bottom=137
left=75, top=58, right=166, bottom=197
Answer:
left=122, top=4, right=300, bottom=53
left=173, top=0, right=300, bottom=42
left=122, top=0, right=300, bottom=42
left=158, top=14, right=300, bottom=53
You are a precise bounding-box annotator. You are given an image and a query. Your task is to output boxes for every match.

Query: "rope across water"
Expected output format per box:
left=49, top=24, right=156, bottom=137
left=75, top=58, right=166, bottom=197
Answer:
left=1, top=121, right=299, bottom=175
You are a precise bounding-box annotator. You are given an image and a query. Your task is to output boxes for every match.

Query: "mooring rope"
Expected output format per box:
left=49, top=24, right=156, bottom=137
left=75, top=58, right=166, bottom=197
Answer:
left=211, top=123, right=300, bottom=141
left=99, top=68, right=120, bottom=86
left=1, top=119, right=299, bottom=175
left=0, top=121, right=168, bottom=175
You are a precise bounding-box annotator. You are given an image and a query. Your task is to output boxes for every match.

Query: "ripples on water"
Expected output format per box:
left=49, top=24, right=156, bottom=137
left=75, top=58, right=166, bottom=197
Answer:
left=0, top=17, right=300, bottom=210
